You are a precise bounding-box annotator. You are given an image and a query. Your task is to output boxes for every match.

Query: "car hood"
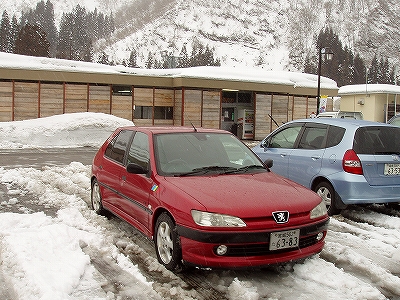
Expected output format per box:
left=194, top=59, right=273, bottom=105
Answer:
left=163, top=172, right=321, bottom=218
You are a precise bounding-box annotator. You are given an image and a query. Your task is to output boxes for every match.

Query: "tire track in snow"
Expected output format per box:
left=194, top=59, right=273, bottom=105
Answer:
left=321, top=210, right=400, bottom=298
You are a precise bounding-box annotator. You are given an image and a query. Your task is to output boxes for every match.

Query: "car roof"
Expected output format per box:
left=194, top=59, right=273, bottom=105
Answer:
left=115, top=126, right=230, bottom=135
left=287, top=118, right=394, bottom=128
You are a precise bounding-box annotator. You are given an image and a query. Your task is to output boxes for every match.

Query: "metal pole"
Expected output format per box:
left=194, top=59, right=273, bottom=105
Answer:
left=317, top=48, right=322, bottom=115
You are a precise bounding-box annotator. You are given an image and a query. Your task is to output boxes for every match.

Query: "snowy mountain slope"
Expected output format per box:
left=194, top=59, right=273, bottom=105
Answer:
left=93, top=0, right=400, bottom=70
left=0, top=0, right=128, bottom=22
left=1, top=0, right=399, bottom=71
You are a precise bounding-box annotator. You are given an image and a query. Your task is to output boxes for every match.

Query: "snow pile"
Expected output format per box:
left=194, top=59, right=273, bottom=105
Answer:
left=0, top=112, right=134, bottom=149
left=0, top=113, right=399, bottom=299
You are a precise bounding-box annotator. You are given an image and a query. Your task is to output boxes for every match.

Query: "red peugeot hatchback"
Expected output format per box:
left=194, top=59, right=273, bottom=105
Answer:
left=91, top=126, right=329, bottom=271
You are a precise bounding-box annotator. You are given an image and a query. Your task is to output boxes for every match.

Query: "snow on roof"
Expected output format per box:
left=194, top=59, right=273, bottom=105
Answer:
left=339, top=84, right=400, bottom=95
left=0, top=52, right=338, bottom=90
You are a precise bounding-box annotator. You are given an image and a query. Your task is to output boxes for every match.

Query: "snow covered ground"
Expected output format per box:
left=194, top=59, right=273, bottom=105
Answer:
left=1, top=112, right=400, bottom=300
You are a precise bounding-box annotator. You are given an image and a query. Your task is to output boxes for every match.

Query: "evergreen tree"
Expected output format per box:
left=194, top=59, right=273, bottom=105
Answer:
left=379, top=57, right=390, bottom=84
left=56, top=5, right=93, bottom=61
left=98, top=51, right=109, bottom=65
left=10, top=15, right=19, bottom=50
left=146, top=52, right=155, bottom=69
left=44, top=0, right=58, bottom=56
left=14, top=23, right=50, bottom=57
left=0, top=11, right=12, bottom=52
left=353, top=54, right=366, bottom=84
left=178, top=43, right=189, bottom=68
left=128, top=50, right=138, bottom=68
left=368, top=54, right=379, bottom=84
left=56, top=12, right=73, bottom=59
left=19, top=0, right=57, bottom=57
left=308, top=27, right=399, bottom=86
left=303, top=52, right=317, bottom=74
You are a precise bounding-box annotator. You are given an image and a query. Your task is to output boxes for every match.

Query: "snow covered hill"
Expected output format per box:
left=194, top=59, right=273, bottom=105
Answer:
left=1, top=0, right=399, bottom=71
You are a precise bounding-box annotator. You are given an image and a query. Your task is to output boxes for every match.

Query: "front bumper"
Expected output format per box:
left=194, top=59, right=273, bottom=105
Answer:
left=176, top=218, right=329, bottom=269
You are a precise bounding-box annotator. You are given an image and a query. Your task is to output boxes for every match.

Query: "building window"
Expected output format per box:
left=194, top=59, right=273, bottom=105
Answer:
left=134, top=106, right=174, bottom=119
left=222, top=91, right=253, bottom=104
left=112, top=85, right=132, bottom=96
left=154, top=106, right=173, bottom=119
left=134, top=106, right=152, bottom=119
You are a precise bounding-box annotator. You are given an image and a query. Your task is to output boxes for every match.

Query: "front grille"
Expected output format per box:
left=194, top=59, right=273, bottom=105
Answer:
left=215, top=234, right=320, bottom=257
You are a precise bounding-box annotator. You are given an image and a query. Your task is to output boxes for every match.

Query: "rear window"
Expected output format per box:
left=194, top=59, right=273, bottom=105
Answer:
left=105, top=130, right=133, bottom=163
left=353, top=126, right=400, bottom=155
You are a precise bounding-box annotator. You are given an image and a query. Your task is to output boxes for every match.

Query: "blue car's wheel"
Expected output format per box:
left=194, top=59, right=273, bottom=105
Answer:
left=315, top=181, right=340, bottom=215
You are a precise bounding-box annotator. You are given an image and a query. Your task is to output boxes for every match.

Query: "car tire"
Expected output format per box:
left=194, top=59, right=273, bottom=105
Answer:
left=154, top=212, right=183, bottom=271
left=314, top=181, right=341, bottom=216
left=91, top=179, right=105, bottom=215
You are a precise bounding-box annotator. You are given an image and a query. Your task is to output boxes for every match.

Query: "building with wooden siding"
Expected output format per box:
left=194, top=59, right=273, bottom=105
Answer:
left=0, top=53, right=338, bottom=140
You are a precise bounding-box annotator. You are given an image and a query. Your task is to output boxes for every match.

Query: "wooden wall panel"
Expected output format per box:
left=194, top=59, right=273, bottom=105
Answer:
left=40, top=83, right=63, bottom=117
left=183, top=89, right=202, bottom=127
left=112, top=95, right=132, bottom=120
left=132, top=119, right=153, bottom=126
left=134, top=88, right=153, bottom=106
left=174, top=89, right=182, bottom=126
left=254, top=93, right=272, bottom=140
left=89, top=85, right=110, bottom=113
left=0, top=82, right=13, bottom=121
left=154, top=88, right=174, bottom=106
left=154, top=119, right=174, bottom=126
left=307, top=97, right=317, bottom=116
left=14, top=82, right=38, bottom=120
left=293, top=96, right=309, bottom=120
left=271, top=94, right=289, bottom=131
left=202, top=90, right=220, bottom=129
left=65, top=84, right=87, bottom=113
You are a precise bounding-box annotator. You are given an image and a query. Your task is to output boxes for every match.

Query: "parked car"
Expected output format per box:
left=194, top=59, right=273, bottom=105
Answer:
left=91, top=126, right=329, bottom=271
left=388, top=113, right=400, bottom=126
left=252, top=119, right=400, bottom=215
left=316, top=111, right=363, bottom=120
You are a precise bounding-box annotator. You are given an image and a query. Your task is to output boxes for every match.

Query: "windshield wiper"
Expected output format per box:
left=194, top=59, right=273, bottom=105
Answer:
left=176, top=166, right=237, bottom=177
left=224, top=165, right=266, bottom=174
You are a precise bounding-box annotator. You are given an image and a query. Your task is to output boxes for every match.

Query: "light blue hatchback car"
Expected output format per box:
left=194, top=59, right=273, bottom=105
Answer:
left=252, top=118, right=400, bottom=215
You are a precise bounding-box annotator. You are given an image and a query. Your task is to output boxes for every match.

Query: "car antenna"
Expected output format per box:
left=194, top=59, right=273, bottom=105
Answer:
left=191, top=122, right=197, bottom=132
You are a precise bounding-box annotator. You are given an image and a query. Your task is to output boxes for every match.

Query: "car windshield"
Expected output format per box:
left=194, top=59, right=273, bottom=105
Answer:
left=353, top=126, right=400, bottom=155
left=154, top=132, right=265, bottom=176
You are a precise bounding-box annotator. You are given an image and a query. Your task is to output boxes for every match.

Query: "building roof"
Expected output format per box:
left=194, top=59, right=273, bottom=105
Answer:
left=0, top=52, right=338, bottom=96
left=339, top=84, right=400, bottom=95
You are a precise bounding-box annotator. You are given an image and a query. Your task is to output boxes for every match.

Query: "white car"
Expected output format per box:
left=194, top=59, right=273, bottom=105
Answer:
left=388, top=113, right=400, bottom=126
left=316, top=111, right=363, bottom=120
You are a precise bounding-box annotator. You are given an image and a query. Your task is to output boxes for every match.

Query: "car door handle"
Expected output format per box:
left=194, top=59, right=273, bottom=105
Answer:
left=280, top=153, right=288, bottom=157
left=311, top=155, right=321, bottom=160
left=122, top=175, right=127, bottom=181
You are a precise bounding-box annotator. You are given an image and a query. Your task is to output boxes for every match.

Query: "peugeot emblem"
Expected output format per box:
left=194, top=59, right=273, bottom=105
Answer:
left=392, top=154, right=399, bottom=162
left=272, top=211, right=289, bottom=224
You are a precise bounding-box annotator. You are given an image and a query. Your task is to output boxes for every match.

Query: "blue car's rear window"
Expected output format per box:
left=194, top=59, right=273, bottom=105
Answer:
left=353, top=126, right=400, bottom=155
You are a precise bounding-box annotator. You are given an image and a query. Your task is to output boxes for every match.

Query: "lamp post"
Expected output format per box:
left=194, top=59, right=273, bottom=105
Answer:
left=317, top=47, right=334, bottom=114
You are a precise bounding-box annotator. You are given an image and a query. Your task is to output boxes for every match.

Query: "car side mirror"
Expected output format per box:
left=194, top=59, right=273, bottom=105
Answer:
left=261, top=139, right=270, bottom=149
left=260, top=140, right=269, bottom=151
left=126, top=163, right=148, bottom=174
left=264, top=159, right=273, bottom=169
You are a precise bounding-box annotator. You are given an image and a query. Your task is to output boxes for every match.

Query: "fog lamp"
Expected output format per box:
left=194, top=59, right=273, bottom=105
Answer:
left=316, top=232, right=324, bottom=241
left=216, top=245, right=228, bottom=256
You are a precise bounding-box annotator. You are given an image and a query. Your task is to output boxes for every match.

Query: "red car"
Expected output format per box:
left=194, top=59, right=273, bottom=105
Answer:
left=91, top=126, right=329, bottom=271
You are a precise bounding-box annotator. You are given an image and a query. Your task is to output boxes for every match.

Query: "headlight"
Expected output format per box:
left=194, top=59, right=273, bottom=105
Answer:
left=191, top=210, right=246, bottom=227
left=310, top=201, right=328, bottom=219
